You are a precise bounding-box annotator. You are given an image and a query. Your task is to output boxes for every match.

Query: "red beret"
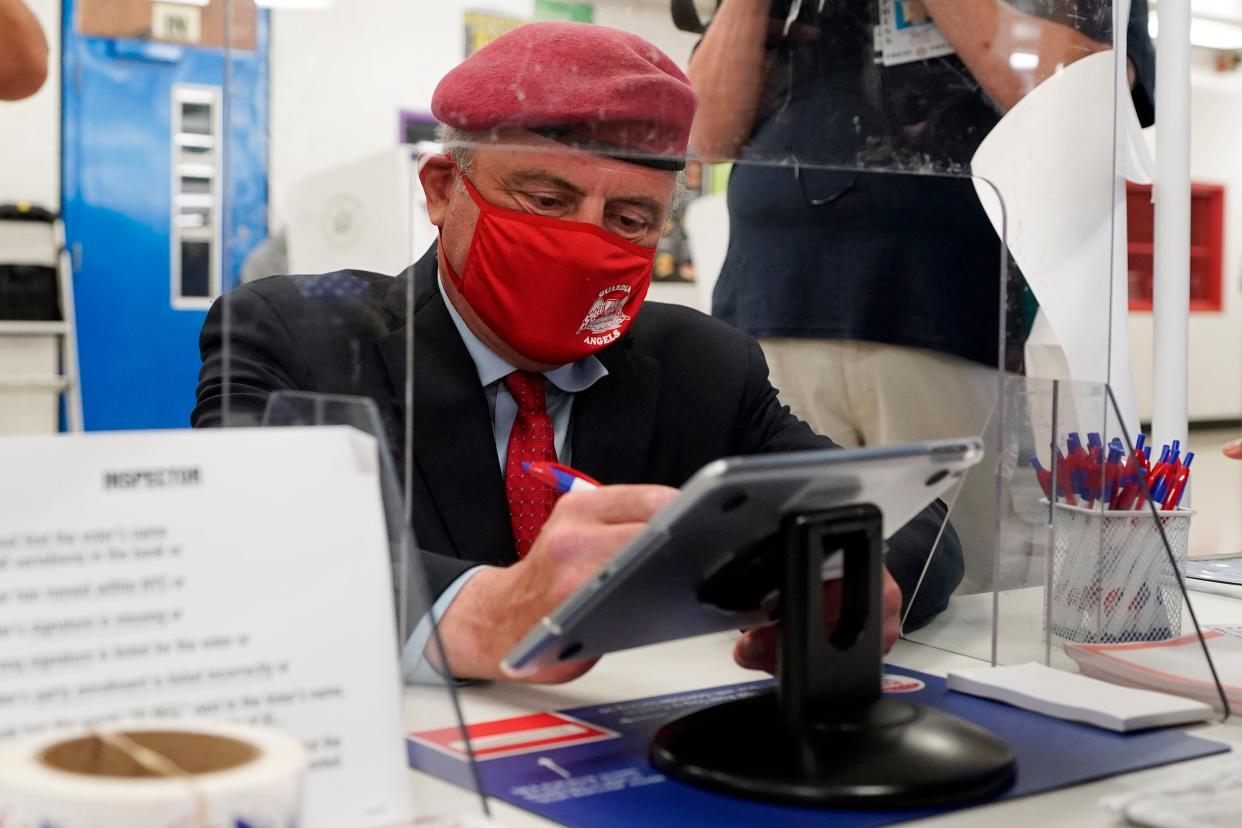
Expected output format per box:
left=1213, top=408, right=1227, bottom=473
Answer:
left=432, top=22, right=696, bottom=169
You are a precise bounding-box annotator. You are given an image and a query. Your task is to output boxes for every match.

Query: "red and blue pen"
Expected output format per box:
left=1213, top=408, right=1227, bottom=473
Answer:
left=1161, top=452, right=1193, bottom=510
left=1113, top=435, right=1152, bottom=510
left=522, top=461, right=601, bottom=493
left=1030, top=456, right=1053, bottom=499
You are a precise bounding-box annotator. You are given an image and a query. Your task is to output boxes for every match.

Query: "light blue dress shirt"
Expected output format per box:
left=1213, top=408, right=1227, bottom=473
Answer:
left=402, top=272, right=609, bottom=683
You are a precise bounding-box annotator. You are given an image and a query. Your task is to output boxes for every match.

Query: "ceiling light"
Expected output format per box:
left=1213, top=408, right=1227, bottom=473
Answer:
left=1009, top=51, right=1040, bottom=70
left=1150, top=10, right=1242, bottom=50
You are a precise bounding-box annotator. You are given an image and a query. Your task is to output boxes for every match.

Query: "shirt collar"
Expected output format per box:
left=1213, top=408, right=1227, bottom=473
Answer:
left=436, top=269, right=608, bottom=393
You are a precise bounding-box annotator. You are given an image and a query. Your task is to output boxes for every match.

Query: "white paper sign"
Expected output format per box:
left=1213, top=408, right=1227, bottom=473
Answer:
left=971, top=49, right=1148, bottom=434
left=0, top=427, right=414, bottom=827
left=152, top=2, right=202, bottom=43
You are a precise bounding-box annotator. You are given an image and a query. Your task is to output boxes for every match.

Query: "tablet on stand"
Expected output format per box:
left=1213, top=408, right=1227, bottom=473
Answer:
left=505, top=437, right=1017, bottom=808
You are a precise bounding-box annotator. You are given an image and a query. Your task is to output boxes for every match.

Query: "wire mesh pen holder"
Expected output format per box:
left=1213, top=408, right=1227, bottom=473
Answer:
left=1047, top=502, right=1193, bottom=644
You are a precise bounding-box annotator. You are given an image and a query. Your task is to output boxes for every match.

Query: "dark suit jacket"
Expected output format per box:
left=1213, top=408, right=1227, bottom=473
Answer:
left=193, top=247, right=963, bottom=628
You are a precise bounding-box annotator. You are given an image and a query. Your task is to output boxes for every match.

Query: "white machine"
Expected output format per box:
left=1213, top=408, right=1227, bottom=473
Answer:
left=285, top=144, right=439, bottom=277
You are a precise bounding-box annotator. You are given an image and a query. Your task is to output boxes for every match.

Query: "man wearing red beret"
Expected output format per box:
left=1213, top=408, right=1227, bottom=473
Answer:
left=194, top=23, right=962, bottom=684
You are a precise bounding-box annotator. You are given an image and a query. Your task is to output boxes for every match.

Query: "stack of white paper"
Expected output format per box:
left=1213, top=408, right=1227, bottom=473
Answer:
left=947, top=662, right=1212, bottom=732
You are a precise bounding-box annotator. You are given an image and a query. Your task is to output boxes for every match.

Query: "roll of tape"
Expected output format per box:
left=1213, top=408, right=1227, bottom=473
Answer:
left=0, top=720, right=307, bottom=828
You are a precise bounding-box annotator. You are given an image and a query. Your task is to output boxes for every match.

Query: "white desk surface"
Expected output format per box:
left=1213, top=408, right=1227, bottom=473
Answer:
left=405, top=585, right=1242, bottom=827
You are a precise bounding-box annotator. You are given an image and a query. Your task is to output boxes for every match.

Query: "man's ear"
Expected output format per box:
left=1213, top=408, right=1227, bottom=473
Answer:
left=418, top=153, right=456, bottom=228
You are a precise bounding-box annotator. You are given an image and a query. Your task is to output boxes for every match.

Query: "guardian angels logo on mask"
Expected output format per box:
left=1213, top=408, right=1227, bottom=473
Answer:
left=576, top=284, right=633, bottom=347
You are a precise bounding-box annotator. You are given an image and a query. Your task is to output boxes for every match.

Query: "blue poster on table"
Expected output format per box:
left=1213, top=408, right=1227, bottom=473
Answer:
left=408, top=666, right=1228, bottom=827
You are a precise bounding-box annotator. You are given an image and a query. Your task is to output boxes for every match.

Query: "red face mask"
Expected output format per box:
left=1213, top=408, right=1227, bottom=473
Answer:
left=440, top=167, right=656, bottom=366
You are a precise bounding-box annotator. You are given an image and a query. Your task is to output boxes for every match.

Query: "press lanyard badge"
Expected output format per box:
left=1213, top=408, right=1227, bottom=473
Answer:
left=874, top=0, right=955, bottom=66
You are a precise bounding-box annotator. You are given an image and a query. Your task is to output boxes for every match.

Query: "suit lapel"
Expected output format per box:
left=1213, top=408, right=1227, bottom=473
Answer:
left=377, top=249, right=516, bottom=565
left=570, top=343, right=663, bottom=485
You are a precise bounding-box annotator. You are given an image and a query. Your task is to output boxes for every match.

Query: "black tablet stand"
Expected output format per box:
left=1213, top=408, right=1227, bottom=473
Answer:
left=650, top=504, right=1017, bottom=808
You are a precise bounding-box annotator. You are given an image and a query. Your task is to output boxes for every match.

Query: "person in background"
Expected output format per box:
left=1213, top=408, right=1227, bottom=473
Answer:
left=0, top=0, right=48, bottom=101
left=689, top=0, right=1156, bottom=592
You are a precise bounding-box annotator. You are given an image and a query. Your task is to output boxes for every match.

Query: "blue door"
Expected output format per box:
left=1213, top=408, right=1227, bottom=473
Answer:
left=61, top=2, right=269, bottom=430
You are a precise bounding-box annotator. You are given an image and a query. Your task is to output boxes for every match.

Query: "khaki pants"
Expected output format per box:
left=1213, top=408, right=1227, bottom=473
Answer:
left=760, top=338, right=1002, bottom=594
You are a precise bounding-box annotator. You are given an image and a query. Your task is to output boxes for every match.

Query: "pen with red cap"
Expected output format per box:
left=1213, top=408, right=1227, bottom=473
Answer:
left=1138, top=444, right=1172, bottom=510
left=1161, top=452, right=1194, bottom=510
left=1112, top=434, right=1151, bottom=510
left=1065, top=432, right=1090, bottom=499
left=1101, top=440, right=1125, bottom=505
left=523, top=461, right=601, bottom=493
left=1030, top=456, right=1053, bottom=499
left=1053, top=448, right=1077, bottom=506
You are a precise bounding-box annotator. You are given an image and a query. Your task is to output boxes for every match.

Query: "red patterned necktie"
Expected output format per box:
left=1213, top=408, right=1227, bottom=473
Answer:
left=503, top=370, right=559, bottom=559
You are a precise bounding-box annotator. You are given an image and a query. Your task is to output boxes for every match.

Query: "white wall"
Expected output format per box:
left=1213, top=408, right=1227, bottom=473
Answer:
left=1129, top=51, right=1242, bottom=423
left=267, top=0, right=697, bottom=232
left=268, top=0, right=534, bottom=228
left=0, top=0, right=60, bottom=208
left=595, top=0, right=698, bottom=67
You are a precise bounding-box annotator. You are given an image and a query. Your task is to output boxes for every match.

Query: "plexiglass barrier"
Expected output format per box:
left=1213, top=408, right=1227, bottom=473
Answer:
left=32, top=0, right=1179, bottom=818
left=210, top=0, right=1153, bottom=795
left=223, top=0, right=1134, bottom=597
left=258, top=391, right=491, bottom=817
left=906, top=377, right=1229, bottom=717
